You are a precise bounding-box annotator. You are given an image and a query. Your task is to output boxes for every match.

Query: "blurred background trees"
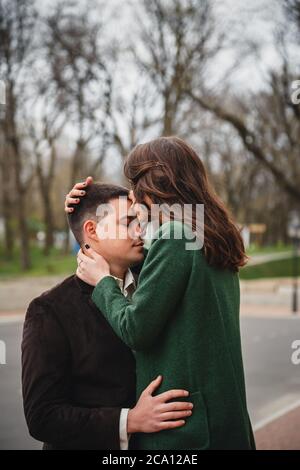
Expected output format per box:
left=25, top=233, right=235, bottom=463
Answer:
left=0, top=0, right=299, bottom=271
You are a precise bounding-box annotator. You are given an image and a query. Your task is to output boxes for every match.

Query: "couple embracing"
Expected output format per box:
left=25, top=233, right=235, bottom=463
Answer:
left=22, top=136, right=255, bottom=450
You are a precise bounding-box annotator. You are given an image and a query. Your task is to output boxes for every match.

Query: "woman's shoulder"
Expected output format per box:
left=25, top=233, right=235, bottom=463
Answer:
left=155, top=219, right=194, bottom=238
left=149, top=220, right=204, bottom=255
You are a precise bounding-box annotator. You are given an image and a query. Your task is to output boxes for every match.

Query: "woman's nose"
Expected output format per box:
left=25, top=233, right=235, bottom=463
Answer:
left=135, top=223, right=143, bottom=237
left=129, top=190, right=136, bottom=204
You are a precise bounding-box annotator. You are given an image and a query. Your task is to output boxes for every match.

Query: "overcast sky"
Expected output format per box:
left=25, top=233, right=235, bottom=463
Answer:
left=38, top=0, right=296, bottom=180
left=44, top=0, right=288, bottom=93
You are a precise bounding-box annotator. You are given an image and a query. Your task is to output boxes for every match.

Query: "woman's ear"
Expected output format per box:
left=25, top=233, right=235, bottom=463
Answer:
left=82, top=220, right=98, bottom=242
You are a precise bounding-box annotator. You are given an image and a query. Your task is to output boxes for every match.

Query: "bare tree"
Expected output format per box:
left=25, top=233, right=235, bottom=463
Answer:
left=189, top=74, right=300, bottom=201
left=45, top=3, right=114, bottom=251
left=0, top=124, right=14, bottom=258
left=107, top=81, right=160, bottom=163
left=0, top=0, right=39, bottom=269
left=133, top=0, right=222, bottom=136
left=28, top=100, right=67, bottom=254
left=181, top=0, right=300, bottom=204
left=284, top=0, right=300, bottom=38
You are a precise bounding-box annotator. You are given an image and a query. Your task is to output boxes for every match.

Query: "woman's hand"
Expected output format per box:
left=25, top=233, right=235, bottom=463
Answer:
left=127, top=375, right=193, bottom=434
left=76, top=247, right=110, bottom=286
left=65, top=176, right=93, bottom=213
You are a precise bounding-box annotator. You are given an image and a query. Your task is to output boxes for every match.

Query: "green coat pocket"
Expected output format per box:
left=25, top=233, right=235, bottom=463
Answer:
left=153, top=390, right=210, bottom=450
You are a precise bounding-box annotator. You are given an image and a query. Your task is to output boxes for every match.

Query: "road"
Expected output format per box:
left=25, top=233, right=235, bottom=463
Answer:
left=241, top=316, right=300, bottom=427
left=0, top=321, right=40, bottom=449
left=0, top=316, right=299, bottom=449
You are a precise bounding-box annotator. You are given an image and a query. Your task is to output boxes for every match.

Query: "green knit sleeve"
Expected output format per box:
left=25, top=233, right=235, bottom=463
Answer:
left=91, top=222, right=195, bottom=350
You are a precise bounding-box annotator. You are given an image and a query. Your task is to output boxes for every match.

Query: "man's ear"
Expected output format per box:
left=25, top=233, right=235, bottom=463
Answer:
left=82, top=220, right=98, bottom=242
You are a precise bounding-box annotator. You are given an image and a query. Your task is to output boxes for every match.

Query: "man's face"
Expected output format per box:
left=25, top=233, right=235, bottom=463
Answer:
left=94, top=197, right=144, bottom=269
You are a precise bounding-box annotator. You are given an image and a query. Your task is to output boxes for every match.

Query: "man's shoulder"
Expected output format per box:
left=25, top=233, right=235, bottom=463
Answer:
left=26, top=275, right=77, bottom=315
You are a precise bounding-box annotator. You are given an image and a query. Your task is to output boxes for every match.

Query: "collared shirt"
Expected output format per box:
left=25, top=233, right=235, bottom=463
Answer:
left=111, top=269, right=136, bottom=299
left=109, top=269, right=136, bottom=450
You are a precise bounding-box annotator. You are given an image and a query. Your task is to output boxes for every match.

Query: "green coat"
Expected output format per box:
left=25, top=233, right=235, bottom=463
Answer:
left=92, top=221, right=255, bottom=450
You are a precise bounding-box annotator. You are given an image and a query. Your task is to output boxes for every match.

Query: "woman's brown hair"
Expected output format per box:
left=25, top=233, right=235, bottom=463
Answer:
left=124, top=136, right=248, bottom=272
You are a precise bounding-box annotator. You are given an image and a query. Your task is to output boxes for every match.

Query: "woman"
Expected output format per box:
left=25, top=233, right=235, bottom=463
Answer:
left=65, top=136, right=255, bottom=450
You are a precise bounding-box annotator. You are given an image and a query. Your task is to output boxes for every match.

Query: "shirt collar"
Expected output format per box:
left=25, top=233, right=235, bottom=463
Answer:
left=75, top=268, right=136, bottom=296
left=111, top=269, right=136, bottom=295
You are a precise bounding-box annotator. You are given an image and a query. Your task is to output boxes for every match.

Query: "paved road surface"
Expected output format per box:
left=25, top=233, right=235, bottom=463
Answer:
left=241, top=317, right=300, bottom=426
left=0, top=316, right=299, bottom=449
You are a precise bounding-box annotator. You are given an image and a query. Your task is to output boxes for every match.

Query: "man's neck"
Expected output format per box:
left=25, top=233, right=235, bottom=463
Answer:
left=82, top=244, right=127, bottom=281
left=109, top=264, right=127, bottom=281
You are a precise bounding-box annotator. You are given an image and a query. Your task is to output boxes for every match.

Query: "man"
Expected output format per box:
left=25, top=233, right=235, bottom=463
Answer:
left=22, top=183, right=192, bottom=450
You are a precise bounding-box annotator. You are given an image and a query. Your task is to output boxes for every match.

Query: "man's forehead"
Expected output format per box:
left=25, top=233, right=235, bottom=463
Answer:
left=110, top=196, right=132, bottom=215
left=96, top=196, right=133, bottom=221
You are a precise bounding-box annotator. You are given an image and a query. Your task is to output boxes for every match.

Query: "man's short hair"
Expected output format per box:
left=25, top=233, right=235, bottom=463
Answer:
left=67, top=182, right=129, bottom=245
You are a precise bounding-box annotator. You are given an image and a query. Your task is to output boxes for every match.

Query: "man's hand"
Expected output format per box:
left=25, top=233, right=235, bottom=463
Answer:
left=127, top=376, right=193, bottom=434
left=65, top=176, right=93, bottom=213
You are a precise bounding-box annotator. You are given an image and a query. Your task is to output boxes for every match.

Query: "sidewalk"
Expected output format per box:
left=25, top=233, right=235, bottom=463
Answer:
left=240, top=278, right=300, bottom=318
left=0, top=276, right=299, bottom=319
left=255, top=404, right=300, bottom=450
left=0, top=275, right=64, bottom=313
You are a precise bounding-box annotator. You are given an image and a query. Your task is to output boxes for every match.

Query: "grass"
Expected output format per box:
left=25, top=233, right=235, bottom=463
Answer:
left=246, top=244, right=292, bottom=256
left=0, top=244, right=76, bottom=280
left=0, top=243, right=296, bottom=281
left=240, top=255, right=299, bottom=280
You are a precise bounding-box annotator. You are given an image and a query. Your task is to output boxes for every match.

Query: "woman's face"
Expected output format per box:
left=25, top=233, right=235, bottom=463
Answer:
left=129, top=192, right=155, bottom=230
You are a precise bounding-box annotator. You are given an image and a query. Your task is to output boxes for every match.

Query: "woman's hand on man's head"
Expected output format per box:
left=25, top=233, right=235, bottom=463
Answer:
left=65, top=176, right=93, bottom=213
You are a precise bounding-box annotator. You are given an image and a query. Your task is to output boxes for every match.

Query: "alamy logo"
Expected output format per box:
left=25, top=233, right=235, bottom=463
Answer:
left=0, top=340, right=6, bottom=365
left=0, top=80, right=5, bottom=106
left=95, top=196, right=205, bottom=251
left=0, top=80, right=5, bottom=119
left=291, top=80, right=300, bottom=105
left=291, top=340, right=300, bottom=365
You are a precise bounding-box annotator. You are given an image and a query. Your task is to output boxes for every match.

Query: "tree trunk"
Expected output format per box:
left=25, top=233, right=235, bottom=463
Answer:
left=0, top=144, right=14, bottom=258
left=4, top=82, right=31, bottom=270
left=2, top=193, right=14, bottom=258
left=8, top=119, right=31, bottom=269
left=162, top=97, right=174, bottom=136
left=36, top=159, right=55, bottom=256
left=43, top=193, right=55, bottom=256
left=13, top=145, right=31, bottom=270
